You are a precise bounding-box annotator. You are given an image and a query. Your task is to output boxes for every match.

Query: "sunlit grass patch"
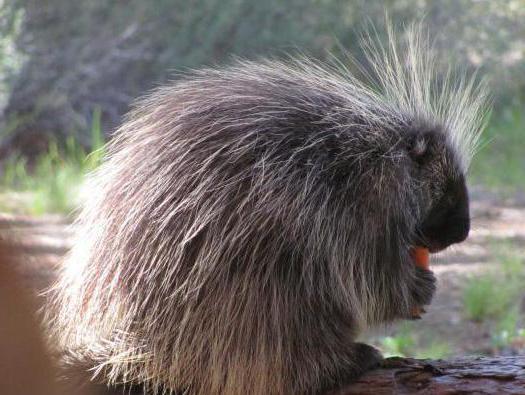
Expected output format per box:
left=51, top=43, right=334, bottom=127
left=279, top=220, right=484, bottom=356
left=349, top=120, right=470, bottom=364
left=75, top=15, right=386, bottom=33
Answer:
left=462, top=242, right=525, bottom=354
left=462, top=276, right=514, bottom=322
left=0, top=109, right=105, bottom=215
left=463, top=244, right=524, bottom=322
left=380, top=323, right=415, bottom=357
left=491, top=307, right=525, bottom=351
left=378, top=322, right=451, bottom=359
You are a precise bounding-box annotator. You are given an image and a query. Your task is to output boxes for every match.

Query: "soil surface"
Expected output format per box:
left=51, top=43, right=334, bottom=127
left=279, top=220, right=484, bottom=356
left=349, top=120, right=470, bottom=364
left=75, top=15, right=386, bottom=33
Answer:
left=2, top=187, right=525, bottom=358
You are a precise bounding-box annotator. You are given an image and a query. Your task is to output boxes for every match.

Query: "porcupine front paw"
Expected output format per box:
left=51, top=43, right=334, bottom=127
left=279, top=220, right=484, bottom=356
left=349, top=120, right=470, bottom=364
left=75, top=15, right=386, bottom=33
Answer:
left=409, top=266, right=436, bottom=319
left=318, top=343, right=383, bottom=394
left=351, top=342, right=384, bottom=373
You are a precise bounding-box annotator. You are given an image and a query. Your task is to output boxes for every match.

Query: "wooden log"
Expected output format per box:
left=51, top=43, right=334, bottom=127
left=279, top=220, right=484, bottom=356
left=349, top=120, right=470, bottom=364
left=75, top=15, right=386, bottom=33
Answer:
left=333, top=356, right=525, bottom=395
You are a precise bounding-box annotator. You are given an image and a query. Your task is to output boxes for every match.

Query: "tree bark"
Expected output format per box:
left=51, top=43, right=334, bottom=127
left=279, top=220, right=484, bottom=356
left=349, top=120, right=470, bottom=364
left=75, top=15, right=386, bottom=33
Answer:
left=333, top=356, right=525, bottom=395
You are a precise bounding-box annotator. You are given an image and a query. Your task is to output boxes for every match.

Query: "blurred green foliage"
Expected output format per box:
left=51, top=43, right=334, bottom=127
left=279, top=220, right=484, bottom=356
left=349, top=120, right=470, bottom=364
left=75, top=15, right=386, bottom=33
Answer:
left=470, top=101, right=525, bottom=191
left=0, top=0, right=523, bottom=206
left=0, top=0, right=524, bottom=157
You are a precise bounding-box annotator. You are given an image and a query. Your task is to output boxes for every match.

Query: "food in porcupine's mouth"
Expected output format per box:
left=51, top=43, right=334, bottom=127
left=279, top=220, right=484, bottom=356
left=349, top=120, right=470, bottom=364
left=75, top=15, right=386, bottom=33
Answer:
left=411, top=246, right=430, bottom=270
left=410, top=246, right=430, bottom=319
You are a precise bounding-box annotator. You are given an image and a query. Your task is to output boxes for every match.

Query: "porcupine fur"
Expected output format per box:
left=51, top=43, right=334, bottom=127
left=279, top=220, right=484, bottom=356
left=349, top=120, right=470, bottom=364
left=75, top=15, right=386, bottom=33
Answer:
left=47, top=23, right=488, bottom=395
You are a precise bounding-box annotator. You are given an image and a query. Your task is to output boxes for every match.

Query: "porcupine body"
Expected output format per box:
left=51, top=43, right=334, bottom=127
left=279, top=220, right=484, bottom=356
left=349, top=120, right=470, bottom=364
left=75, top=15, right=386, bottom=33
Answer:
left=47, top=24, right=488, bottom=395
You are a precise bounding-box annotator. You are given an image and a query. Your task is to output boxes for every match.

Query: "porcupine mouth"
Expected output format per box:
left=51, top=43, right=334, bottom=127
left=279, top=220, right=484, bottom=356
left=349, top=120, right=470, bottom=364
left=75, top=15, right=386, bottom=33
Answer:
left=412, top=224, right=461, bottom=257
left=416, top=241, right=447, bottom=254
left=413, top=209, right=471, bottom=254
left=412, top=228, right=455, bottom=255
left=413, top=219, right=470, bottom=254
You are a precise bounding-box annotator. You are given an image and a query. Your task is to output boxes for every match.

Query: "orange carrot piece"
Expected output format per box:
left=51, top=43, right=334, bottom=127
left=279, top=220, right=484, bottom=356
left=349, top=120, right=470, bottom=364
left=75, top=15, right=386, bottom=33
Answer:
left=411, top=247, right=430, bottom=270
left=409, top=247, right=430, bottom=319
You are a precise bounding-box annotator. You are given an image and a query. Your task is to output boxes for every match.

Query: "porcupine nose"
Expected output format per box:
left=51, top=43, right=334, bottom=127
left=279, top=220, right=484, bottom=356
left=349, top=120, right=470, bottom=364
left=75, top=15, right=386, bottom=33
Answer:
left=441, top=179, right=470, bottom=246
left=444, top=210, right=470, bottom=245
left=421, top=207, right=470, bottom=252
left=419, top=175, right=470, bottom=252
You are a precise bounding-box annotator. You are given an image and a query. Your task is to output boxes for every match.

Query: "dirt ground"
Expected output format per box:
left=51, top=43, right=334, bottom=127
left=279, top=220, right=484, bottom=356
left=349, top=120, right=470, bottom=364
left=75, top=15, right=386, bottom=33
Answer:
left=2, top=186, right=525, bottom=358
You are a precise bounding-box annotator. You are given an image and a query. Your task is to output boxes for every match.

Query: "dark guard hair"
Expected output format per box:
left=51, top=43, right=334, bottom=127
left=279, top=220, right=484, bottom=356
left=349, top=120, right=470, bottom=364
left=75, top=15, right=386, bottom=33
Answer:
left=47, top=23, right=488, bottom=395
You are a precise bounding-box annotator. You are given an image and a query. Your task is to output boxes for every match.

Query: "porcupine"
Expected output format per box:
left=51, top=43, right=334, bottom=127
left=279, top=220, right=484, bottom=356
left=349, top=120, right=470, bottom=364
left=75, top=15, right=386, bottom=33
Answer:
left=47, top=23, right=488, bottom=395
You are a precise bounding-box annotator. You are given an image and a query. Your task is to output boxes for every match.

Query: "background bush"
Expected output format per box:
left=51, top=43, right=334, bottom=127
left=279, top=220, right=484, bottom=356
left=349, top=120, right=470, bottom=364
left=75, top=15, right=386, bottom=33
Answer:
left=0, top=0, right=524, bottom=159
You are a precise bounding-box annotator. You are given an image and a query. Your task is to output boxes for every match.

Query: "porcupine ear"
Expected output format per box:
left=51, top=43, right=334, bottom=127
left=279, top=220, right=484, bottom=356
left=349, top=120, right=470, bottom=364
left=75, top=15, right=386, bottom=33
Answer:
left=360, top=20, right=489, bottom=171
left=405, top=128, right=442, bottom=166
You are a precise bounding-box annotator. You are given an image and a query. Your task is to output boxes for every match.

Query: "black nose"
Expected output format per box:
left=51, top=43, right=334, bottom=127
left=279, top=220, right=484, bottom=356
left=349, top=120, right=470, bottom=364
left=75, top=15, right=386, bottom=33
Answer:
left=448, top=215, right=470, bottom=244
left=437, top=213, right=470, bottom=246
left=418, top=177, right=470, bottom=252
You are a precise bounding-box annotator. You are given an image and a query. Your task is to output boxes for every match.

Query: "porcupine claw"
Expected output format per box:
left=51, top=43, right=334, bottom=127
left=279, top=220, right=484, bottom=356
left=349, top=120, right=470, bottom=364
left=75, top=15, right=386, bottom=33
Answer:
left=410, top=306, right=427, bottom=319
